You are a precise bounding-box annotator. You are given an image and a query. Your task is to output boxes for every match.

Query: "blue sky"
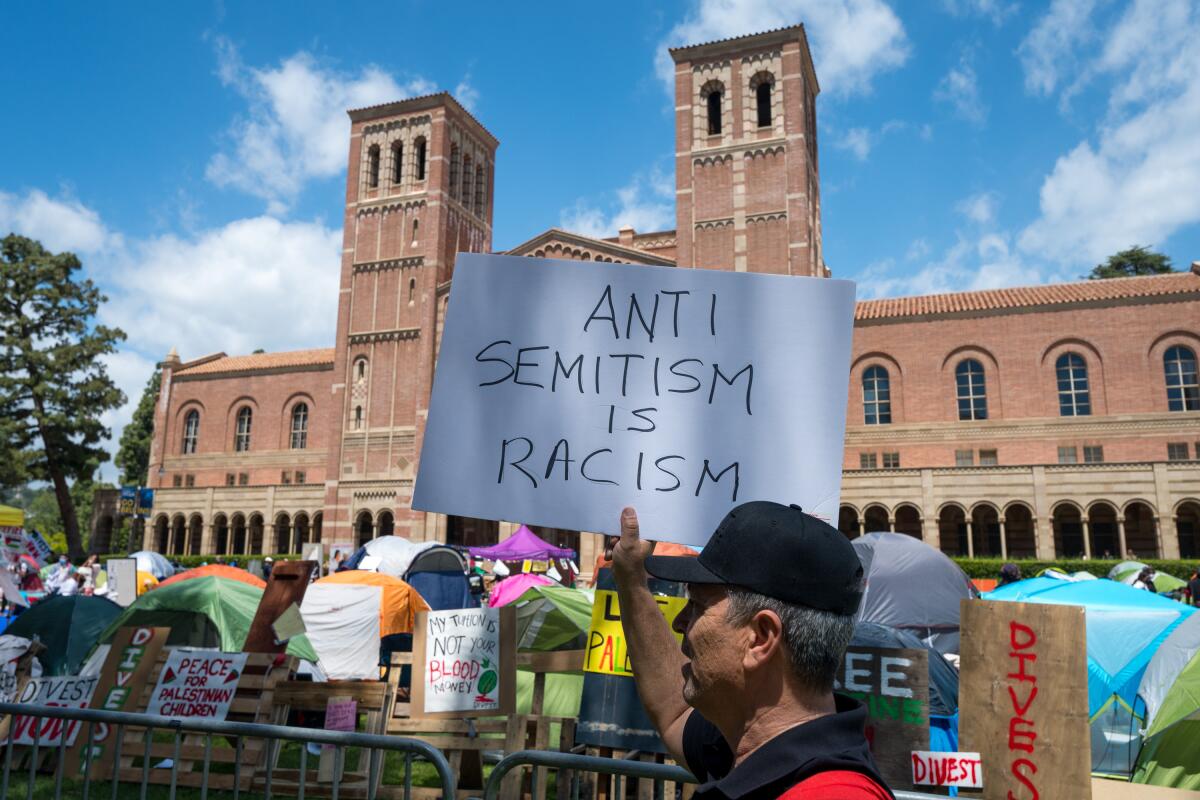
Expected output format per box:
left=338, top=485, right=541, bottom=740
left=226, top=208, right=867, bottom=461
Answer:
left=2, top=0, right=1198, bottom=480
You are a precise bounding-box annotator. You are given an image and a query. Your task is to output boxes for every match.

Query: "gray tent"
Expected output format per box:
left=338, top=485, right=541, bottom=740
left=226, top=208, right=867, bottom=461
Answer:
left=851, top=622, right=959, bottom=716
left=852, top=532, right=979, bottom=655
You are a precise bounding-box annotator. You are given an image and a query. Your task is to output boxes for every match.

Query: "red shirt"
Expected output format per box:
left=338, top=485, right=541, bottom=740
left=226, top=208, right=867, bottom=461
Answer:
left=779, top=771, right=893, bottom=799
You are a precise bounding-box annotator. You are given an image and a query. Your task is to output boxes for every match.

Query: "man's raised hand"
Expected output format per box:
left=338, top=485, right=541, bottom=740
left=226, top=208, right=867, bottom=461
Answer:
left=611, top=506, right=656, bottom=581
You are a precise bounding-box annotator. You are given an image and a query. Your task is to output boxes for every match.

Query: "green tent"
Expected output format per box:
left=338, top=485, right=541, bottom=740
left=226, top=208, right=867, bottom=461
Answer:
left=96, top=575, right=317, bottom=662
left=7, top=595, right=122, bottom=676
left=1109, top=561, right=1188, bottom=595
left=512, top=585, right=594, bottom=651
left=1133, top=614, right=1200, bottom=789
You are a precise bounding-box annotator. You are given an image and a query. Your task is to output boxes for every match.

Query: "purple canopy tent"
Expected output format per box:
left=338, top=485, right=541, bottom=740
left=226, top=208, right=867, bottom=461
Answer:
left=468, top=525, right=575, bottom=560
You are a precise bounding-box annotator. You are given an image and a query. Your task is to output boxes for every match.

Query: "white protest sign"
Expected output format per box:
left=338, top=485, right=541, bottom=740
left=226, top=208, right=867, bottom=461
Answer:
left=911, top=751, right=983, bottom=789
left=413, top=254, right=855, bottom=546
left=414, top=607, right=517, bottom=716
left=0, top=570, right=27, bottom=607
left=105, top=558, right=137, bottom=608
left=22, top=531, right=52, bottom=567
left=147, top=649, right=248, bottom=720
left=10, top=675, right=99, bottom=746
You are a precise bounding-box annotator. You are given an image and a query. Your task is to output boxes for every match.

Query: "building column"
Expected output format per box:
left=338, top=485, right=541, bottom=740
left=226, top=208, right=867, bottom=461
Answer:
left=887, top=517, right=896, bottom=533
left=1031, top=466, right=1054, bottom=559
left=1160, top=516, right=1178, bottom=559
left=920, top=469, right=937, bottom=546
left=921, top=514, right=938, bottom=547
left=1116, top=517, right=1128, bottom=560
left=999, top=518, right=1008, bottom=560
left=1082, top=519, right=1093, bottom=559
left=966, top=520, right=975, bottom=558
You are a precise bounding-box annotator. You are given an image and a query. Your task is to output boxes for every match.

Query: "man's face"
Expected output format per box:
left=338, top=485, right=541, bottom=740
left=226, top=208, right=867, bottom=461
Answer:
left=672, top=584, right=747, bottom=711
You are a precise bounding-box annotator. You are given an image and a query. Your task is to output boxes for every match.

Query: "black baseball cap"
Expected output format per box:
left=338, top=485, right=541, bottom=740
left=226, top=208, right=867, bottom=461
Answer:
left=644, top=501, right=864, bottom=615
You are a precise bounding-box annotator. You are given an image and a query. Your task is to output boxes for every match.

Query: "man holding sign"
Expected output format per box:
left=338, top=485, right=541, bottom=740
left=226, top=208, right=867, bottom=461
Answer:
left=613, top=502, right=891, bottom=799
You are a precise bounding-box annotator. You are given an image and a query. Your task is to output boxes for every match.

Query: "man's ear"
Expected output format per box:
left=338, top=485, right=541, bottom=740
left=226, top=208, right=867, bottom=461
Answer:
left=743, top=608, right=784, bottom=671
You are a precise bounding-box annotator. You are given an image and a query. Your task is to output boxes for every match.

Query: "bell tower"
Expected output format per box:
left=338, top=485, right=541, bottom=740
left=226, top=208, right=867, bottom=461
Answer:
left=671, top=25, right=824, bottom=277
left=323, top=93, right=499, bottom=545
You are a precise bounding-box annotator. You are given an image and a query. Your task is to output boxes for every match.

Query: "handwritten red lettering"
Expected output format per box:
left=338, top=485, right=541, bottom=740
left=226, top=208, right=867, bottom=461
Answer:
left=1008, top=757, right=1038, bottom=800
left=1006, top=620, right=1039, bottom=798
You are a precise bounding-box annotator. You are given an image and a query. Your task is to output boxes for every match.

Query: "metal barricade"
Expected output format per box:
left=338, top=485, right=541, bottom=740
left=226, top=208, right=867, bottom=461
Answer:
left=0, top=701, right=456, bottom=800
left=484, top=749, right=952, bottom=800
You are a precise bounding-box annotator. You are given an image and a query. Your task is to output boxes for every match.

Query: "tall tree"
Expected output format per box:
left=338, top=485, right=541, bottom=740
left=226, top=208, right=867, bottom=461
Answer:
left=115, top=369, right=160, bottom=485
left=1085, top=246, right=1174, bottom=279
left=0, top=235, right=127, bottom=559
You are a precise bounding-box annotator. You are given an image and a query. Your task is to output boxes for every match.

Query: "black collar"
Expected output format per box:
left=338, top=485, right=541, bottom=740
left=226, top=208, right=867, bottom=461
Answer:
left=697, top=695, right=891, bottom=800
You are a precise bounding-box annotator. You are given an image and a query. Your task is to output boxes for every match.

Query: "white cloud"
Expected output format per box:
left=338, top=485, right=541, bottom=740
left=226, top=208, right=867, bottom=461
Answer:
left=905, top=238, right=931, bottom=261
left=1017, top=0, right=1100, bottom=96
left=454, top=76, right=480, bottom=112
left=656, top=0, right=909, bottom=97
left=560, top=167, right=676, bottom=239
left=835, top=127, right=873, bottom=160
left=0, top=189, right=123, bottom=255
left=957, top=192, right=998, bottom=225
left=1019, top=0, right=1200, bottom=264
left=207, top=38, right=436, bottom=213
left=934, top=54, right=987, bottom=124
left=941, top=0, right=1019, bottom=24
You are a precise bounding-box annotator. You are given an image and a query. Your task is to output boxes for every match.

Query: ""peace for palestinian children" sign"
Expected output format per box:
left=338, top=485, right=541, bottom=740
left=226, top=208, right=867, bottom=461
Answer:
left=414, top=254, right=855, bottom=546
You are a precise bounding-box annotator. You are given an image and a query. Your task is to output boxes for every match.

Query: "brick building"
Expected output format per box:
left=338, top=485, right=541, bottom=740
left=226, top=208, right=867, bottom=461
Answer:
left=95, top=25, right=1200, bottom=570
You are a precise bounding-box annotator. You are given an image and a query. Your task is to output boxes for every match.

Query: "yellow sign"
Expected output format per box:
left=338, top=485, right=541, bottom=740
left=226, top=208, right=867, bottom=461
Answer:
left=583, top=590, right=687, bottom=677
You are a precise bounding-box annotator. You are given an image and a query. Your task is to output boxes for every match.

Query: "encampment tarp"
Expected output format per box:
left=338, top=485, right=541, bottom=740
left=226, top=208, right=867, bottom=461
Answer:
left=6, top=595, right=122, bottom=676
left=97, top=575, right=317, bottom=661
left=489, top=573, right=554, bottom=608
left=469, top=526, right=574, bottom=560
left=0, top=506, right=22, bottom=527
left=129, top=551, right=174, bottom=580
left=510, top=585, right=594, bottom=651
left=1133, top=613, right=1200, bottom=789
left=158, top=564, right=265, bottom=589
left=342, top=535, right=439, bottom=578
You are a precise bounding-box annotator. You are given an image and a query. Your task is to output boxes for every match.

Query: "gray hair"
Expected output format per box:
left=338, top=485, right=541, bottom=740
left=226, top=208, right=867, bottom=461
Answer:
left=725, top=588, right=855, bottom=693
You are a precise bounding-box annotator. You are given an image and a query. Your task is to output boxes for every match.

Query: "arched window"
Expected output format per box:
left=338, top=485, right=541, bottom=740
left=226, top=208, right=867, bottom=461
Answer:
left=1165, top=345, right=1199, bottom=412
left=412, top=218, right=419, bottom=243
left=391, top=141, right=403, bottom=185
left=415, top=137, right=427, bottom=181
left=367, top=145, right=380, bottom=189
left=234, top=406, right=252, bottom=451
left=862, top=366, right=892, bottom=425
left=355, top=358, right=367, bottom=381
left=955, top=359, right=988, bottom=420
left=474, top=164, right=485, bottom=216
left=182, top=410, right=199, bottom=454
left=408, top=277, right=416, bottom=304
left=290, top=402, right=309, bottom=449
left=449, top=144, right=460, bottom=200
left=461, top=153, right=473, bottom=207
left=756, top=81, right=772, bottom=127
left=1055, top=353, right=1091, bottom=416
left=706, top=89, right=723, bottom=135
left=354, top=406, right=364, bottom=430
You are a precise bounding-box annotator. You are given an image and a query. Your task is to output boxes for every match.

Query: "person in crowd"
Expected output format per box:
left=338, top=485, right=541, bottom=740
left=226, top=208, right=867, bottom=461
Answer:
left=612, top=502, right=892, bottom=799
left=263, top=557, right=274, bottom=581
left=76, top=565, right=95, bottom=595
left=17, top=561, right=43, bottom=592
left=1133, top=566, right=1157, bottom=593
left=81, top=554, right=99, bottom=571
left=1189, top=569, right=1200, bottom=607
left=59, top=571, right=85, bottom=597
left=47, top=554, right=73, bottom=590
left=997, top=562, right=1022, bottom=587
left=333, top=550, right=348, bottom=573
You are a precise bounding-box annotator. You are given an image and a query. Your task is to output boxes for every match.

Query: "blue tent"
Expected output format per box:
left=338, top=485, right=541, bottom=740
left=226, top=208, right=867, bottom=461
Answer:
left=986, top=577, right=1195, bottom=776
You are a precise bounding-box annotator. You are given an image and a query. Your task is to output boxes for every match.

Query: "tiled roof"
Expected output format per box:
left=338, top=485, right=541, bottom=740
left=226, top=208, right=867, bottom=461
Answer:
left=175, top=348, right=336, bottom=376
left=855, top=272, right=1200, bottom=321
left=347, top=92, right=498, bottom=145
left=667, top=24, right=805, bottom=53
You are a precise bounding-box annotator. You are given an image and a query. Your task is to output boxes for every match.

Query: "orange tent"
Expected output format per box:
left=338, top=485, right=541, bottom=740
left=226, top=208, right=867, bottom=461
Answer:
left=309, top=570, right=429, bottom=637
left=158, top=564, right=266, bottom=589
left=590, top=541, right=699, bottom=586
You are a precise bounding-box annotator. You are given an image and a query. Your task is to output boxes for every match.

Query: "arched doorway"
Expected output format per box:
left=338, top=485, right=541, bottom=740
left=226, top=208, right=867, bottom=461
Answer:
left=171, top=515, right=186, bottom=556
left=378, top=511, right=395, bottom=538
left=231, top=513, right=247, bottom=555
left=274, top=513, right=291, bottom=554
left=1178, top=502, right=1200, bottom=558
left=837, top=506, right=861, bottom=540
left=971, top=504, right=1001, bottom=557
left=1124, top=502, right=1158, bottom=559
left=212, top=514, right=229, bottom=555
left=446, top=516, right=499, bottom=548
left=187, top=514, right=203, bottom=555
left=1004, top=503, right=1036, bottom=558
left=1053, top=504, right=1084, bottom=557
left=312, top=512, right=323, bottom=543
left=248, top=514, right=265, bottom=555
left=293, top=513, right=310, bottom=553
left=1087, top=502, right=1119, bottom=559
left=863, top=505, right=889, bottom=534
left=356, top=511, right=374, bottom=548
left=153, top=515, right=169, bottom=554
left=894, top=505, right=922, bottom=539
left=938, top=505, right=967, bottom=556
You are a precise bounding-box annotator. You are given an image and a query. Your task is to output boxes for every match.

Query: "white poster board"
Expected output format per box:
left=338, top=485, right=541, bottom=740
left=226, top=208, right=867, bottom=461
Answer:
left=10, top=675, right=99, bottom=746
left=105, top=558, right=138, bottom=608
left=419, top=608, right=505, bottom=714
left=413, top=254, right=856, bottom=547
left=22, top=531, right=52, bottom=567
left=147, top=649, right=248, bottom=721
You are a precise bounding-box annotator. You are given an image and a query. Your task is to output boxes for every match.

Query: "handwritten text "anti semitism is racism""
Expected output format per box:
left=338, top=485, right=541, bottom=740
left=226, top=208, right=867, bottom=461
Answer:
left=475, top=286, right=751, bottom=501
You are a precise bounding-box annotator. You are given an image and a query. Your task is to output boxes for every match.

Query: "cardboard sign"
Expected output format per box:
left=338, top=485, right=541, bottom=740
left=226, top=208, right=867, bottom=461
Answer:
left=9, top=675, right=99, bottom=746
left=147, top=649, right=248, bottom=720
left=272, top=603, right=307, bottom=643
left=833, top=646, right=930, bottom=789
left=319, top=696, right=357, bottom=781
left=22, top=530, right=52, bottom=567
left=243, top=559, right=315, bottom=653
left=583, top=589, right=686, bottom=676
left=65, top=626, right=169, bottom=775
left=911, top=751, right=983, bottom=789
left=413, top=253, right=856, bottom=548
left=959, top=600, right=1091, bottom=800
left=0, top=569, right=27, bottom=607
left=104, top=558, right=138, bottom=608
left=411, top=606, right=516, bottom=717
